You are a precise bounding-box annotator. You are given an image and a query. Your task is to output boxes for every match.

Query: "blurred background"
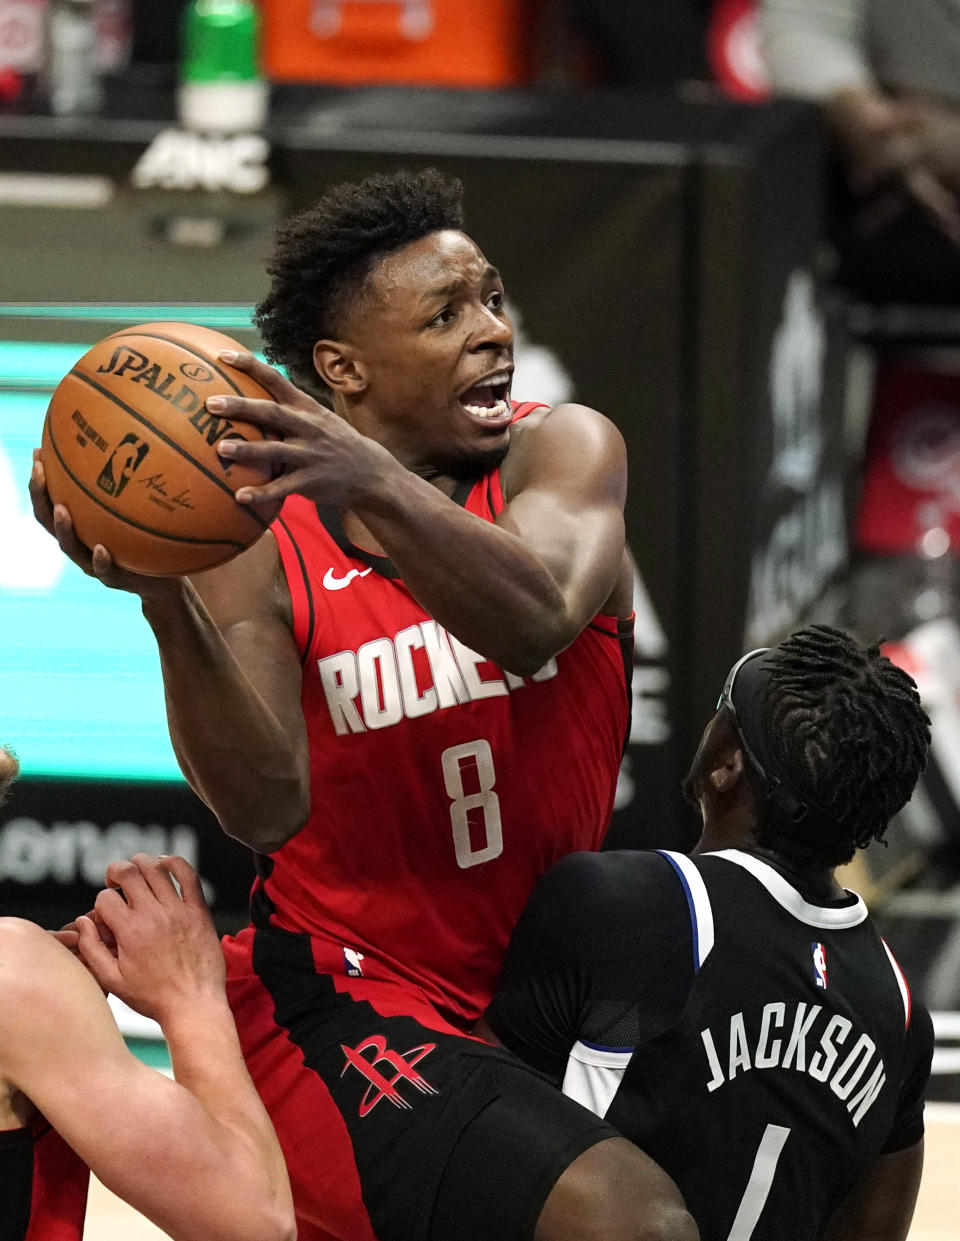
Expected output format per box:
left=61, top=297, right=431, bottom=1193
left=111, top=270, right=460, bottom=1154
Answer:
left=1, top=2, right=959, bottom=1231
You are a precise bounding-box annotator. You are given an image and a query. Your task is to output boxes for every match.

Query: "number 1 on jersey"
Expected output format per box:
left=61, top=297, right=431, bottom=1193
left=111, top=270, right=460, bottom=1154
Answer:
left=441, top=739, right=503, bottom=869
left=728, top=1124, right=790, bottom=1241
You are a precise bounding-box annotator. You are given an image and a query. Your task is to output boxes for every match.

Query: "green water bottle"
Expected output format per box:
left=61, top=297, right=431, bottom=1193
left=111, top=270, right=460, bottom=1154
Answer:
left=177, top=0, right=267, bottom=133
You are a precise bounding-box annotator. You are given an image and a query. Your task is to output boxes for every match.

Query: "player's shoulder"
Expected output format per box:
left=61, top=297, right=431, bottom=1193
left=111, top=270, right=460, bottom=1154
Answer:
left=504, top=401, right=626, bottom=495
left=0, top=916, right=57, bottom=957
left=0, top=919, right=88, bottom=1013
left=538, top=849, right=687, bottom=912
left=0, top=916, right=84, bottom=967
left=512, top=401, right=623, bottom=448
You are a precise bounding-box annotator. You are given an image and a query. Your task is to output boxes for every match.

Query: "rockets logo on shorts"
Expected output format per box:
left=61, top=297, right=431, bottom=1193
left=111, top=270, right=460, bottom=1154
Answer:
left=812, top=941, right=828, bottom=989
left=340, top=1035, right=439, bottom=1117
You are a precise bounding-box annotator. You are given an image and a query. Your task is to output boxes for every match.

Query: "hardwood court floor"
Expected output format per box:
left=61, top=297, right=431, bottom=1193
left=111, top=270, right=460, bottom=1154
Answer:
left=85, top=1104, right=960, bottom=1239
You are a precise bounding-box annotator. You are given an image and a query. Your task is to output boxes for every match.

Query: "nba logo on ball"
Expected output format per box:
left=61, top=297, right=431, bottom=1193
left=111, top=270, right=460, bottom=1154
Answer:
left=41, top=322, right=281, bottom=576
left=97, top=433, right=150, bottom=497
left=811, top=942, right=828, bottom=989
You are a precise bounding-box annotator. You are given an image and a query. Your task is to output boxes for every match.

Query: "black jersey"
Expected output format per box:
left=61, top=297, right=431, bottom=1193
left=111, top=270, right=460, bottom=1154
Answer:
left=486, top=848, right=933, bottom=1241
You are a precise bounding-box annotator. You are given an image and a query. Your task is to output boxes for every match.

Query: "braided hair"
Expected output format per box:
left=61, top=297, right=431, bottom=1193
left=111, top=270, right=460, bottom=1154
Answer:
left=254, top=168, right=465, bottom=391
left=756, top=625, right=931, bottom=867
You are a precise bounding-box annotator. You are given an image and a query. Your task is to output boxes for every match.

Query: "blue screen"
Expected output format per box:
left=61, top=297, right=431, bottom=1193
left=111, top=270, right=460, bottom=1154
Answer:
left=0, top=306, right=259, bottom=780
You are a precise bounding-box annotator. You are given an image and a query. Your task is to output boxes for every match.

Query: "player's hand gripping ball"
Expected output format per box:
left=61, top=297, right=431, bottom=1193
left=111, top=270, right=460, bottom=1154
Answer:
left=41, top=322, right=281, bottom=576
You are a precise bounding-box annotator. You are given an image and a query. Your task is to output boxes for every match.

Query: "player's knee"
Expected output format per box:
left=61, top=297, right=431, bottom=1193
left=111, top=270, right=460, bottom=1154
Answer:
left=534, top=1137, right=699, bottom=1241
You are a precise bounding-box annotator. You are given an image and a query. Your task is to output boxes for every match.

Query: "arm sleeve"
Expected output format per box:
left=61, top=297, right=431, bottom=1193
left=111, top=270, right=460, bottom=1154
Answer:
left=485, top=851, right=695, bottom=1083
left=882, top=998, right=934, bottom=1153
left=759, top=0, right=875, bottom=97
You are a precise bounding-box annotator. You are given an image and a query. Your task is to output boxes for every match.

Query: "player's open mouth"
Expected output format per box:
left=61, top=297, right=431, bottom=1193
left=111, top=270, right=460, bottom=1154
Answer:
left=458, top=372, right=513, bottom=424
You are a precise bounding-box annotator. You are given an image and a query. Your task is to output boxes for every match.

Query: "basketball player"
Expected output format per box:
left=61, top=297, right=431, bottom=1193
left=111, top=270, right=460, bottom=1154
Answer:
left=0, top=744, right=293, bottom=1241
left=478, top=626, right=935, bottom=1241
left=29, top=170, right=700, bottom=1241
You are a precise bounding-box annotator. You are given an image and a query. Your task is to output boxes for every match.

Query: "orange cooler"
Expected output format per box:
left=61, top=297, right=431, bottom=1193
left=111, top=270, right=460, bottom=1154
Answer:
left=259, top=0, right=543, bottom=87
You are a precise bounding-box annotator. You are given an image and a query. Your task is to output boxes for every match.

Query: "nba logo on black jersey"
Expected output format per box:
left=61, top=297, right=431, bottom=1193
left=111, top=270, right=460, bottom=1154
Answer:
left=812, top=942, right=828, bottom=989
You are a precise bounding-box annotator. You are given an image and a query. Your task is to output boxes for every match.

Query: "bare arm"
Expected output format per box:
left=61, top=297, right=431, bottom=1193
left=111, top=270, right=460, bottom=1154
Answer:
left=143, top=535, right=310, bottom=850
left=351, top=405, right=627, bottom=674
left=819, top=1142, right=923, bottom=1241
left=0, top=865, right=294, bottom=1241
left=30, top=455, right=309, bottom=850
left=202, top=357, right=629, bottom=676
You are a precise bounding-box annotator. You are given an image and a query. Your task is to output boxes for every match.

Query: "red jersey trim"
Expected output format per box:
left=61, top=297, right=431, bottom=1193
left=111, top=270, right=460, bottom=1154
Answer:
left=511, top=400, right=549, bottom=422
left=273, top=512, right=315, bottom=664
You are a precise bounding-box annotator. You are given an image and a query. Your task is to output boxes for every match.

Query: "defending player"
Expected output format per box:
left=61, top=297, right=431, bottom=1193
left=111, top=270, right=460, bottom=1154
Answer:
left=28, top=172, right=702, bottom=1241
left=0, top=744, right=293, bottom=1241
left=479, top=626, right=934, bottom=1241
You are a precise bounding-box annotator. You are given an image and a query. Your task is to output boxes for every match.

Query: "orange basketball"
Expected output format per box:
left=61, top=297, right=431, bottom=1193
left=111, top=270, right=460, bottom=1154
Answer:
left=41, top=322, right=281, bottom=576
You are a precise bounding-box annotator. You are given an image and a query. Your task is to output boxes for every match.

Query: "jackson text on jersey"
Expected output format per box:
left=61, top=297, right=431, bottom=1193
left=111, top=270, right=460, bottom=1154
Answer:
left=701, top=1002, right=886, bottom=1126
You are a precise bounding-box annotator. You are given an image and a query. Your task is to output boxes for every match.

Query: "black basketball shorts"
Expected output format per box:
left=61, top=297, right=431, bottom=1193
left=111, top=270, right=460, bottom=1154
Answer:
left=224, top=926, right=618, bottom=1241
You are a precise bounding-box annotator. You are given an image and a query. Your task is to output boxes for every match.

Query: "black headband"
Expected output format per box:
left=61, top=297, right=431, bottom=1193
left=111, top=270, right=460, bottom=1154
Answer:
left=728, top=650, right=835, bottom=835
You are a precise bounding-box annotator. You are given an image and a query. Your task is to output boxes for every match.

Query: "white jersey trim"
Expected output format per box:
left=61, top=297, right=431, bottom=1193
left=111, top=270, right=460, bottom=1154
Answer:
left=561, top=1040, right=633, bottom=1120
left=657, top=849, right=715, bottom=970
left=709, top=849, right=868, bottom=928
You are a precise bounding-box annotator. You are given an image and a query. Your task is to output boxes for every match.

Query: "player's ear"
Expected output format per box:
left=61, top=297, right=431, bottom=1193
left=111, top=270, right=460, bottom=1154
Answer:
left=709, top=747, right=745, bottom=794
left=314, top=339, right=367, bottom=395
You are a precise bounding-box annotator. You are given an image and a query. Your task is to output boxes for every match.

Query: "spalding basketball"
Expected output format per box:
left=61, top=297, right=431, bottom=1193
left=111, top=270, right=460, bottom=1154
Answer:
left=41, top=322, right=281, bottom=576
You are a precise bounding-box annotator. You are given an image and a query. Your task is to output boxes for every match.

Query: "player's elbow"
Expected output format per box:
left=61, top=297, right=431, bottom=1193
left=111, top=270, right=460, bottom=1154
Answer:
left=227, top=1205, right=296, bottom=1241
left=220, top=780, right=310, bottom=854
left=262, top=1203, right=297, bottom=1241
left=225, top=1168, right=296, bottom=1241
left=497, top=618, right=574, bottom=679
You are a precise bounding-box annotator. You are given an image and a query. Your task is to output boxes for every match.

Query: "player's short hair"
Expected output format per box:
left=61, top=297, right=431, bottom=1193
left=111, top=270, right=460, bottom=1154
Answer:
left=254, top=168, right=466, bottom=391
left=750, top=626, right=930, bottom=866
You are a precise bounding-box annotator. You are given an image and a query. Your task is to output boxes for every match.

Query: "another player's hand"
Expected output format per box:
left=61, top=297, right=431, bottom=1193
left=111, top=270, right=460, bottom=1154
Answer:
left=52, top=908, right=116, bottom=956
left=207, top=352, right=399, bottom=509
left=29, top=451, right=182, bottom=598
left=76, top=853, right=225, bottom=1024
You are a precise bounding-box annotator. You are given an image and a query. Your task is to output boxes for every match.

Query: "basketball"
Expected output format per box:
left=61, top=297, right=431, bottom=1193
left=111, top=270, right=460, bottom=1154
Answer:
left=41, top=322, right=281, bottom=576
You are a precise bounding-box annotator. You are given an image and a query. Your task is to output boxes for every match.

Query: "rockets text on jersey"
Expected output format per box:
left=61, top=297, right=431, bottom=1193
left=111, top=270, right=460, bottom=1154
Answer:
left=318, top=620, right=558, bottom=735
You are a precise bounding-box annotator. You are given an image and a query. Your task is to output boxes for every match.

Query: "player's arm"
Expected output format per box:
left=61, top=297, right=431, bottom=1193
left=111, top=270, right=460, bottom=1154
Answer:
left=818, top=1142, right=923, bottom=1241
left=356, top=403, right=628, bottom=674
left=478, top=853, right=622, bottom=1080
left=821, top=993, right=932, bottom=1241
left=203, top=356, right=628, bottom=676
left=31, top=453, right=308, bottom=849
left=480, top=852, right=695, bottom=1081
left=478, top=854, right=631, bottom=1080
left=143, top=533, right=310, bottom=850
left=0, top=859, right=294, bottom=1241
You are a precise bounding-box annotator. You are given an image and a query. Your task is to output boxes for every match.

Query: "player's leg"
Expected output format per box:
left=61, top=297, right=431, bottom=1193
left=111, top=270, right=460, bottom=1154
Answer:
left=430, top=1057, right=697, bottom=1241
left=224, top=928, right=381, bottom=1240
left=226, top=926, right=696, bottom=1241
left=535, top=1137, right=698, bottom=1241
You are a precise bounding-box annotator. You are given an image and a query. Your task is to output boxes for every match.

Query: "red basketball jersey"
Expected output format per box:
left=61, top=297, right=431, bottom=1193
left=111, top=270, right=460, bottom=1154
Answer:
left=260, top=402, right=633, bottom=1026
